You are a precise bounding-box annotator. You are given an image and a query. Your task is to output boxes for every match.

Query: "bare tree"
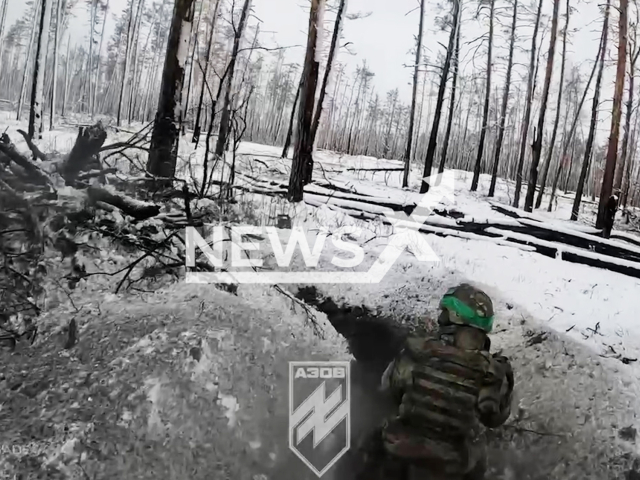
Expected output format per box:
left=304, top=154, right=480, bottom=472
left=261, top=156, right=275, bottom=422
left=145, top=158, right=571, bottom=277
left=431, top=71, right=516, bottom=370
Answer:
left=215, top=0, right=252, bottom=157
left=470, top=0, right=495, bottom=192
left=524, top=0, right=561, bottom=211
left=288, top=0, right=324, bottom=201
left=439, top=7, right=462, bottom=174
left=621, top=4, right=640, bottom=207
left=311, top=0, right=347, bottom=145
left=597, top=0, right=628, bottom=235
left=571, top=0, right=610, bottom=220
left=403, top=0, right=425, bottom=188
left=548, top=33, right=603, bottom=211
left=193, top=0, right=221, bottom=146
left=513, top=0, right=544, bottom=206
left=422, top=0, right=460, bottom=193
left=489, top=0, right=518, bottom=196
left=282, top=78, right=301, bottom=158
left=535, top=0, right=570, bottom=208
left=50, top=0, right=64, bottom=129
left=28, top=0, right=53, bottom=139
left=146, top=0, right=196, bottom=182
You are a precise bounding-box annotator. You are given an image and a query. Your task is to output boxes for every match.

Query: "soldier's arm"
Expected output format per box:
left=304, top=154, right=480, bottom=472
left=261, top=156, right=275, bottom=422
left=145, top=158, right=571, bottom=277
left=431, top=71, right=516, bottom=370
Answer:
left=477, top=354, right=514, bottom=428
left=379, top=352, right=414, bottom=400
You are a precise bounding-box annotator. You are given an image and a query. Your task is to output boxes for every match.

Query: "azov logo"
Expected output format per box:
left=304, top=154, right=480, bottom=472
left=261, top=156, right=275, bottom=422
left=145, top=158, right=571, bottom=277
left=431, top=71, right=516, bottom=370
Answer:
left=289, top=361, right=351, bottom=477
left=294, top=367, right=346, bottom=379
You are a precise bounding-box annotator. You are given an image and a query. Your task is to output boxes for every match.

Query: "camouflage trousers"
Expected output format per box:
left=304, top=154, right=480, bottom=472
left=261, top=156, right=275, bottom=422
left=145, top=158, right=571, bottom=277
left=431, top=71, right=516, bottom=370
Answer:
left=354, top=428, right=486, bottom=480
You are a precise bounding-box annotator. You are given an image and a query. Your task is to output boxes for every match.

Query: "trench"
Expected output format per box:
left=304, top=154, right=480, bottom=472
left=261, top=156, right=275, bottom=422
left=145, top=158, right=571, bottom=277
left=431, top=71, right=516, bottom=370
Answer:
left=291, top=286, right=412, bottom=479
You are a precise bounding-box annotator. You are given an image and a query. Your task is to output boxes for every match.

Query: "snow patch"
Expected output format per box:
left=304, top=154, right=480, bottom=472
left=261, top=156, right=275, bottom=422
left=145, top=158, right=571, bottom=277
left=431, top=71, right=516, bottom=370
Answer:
left=218, top=394, right=240, bottom=428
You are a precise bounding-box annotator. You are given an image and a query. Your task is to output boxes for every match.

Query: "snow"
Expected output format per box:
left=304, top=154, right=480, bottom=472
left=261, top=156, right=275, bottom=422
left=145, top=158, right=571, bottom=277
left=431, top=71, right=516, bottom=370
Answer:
left=3, top=115, right=640, bottom=477
left=230, top=141, right=640, bottom=372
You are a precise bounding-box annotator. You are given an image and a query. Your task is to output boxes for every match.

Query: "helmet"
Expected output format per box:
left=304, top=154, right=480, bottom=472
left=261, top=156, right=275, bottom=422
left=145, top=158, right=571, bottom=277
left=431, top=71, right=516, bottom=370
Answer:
left=439, top=284, right=494, bottom=333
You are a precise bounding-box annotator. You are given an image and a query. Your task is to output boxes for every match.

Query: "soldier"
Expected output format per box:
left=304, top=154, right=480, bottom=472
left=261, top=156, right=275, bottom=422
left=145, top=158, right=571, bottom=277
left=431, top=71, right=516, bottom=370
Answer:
left=356, top=283, right=514, bottom=480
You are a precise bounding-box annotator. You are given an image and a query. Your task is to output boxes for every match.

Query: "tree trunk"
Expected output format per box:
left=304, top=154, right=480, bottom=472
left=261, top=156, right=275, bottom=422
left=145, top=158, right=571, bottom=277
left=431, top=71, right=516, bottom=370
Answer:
left=535, top=0, right=569, bottom=209
left=126, top=0, right=145, bottom=123
left=488, top=0, right=518, bottom=197
left=214, top=0, right=252, bottom=157
left=62, top=36, right=70, bottom=117
left=182, top=0, right=205, bottom=133
left=548, top=25, right=604, bottom=211
left=87, top=0, right=96, bottom=115
left=18, top=0, right=41, bottom=121
left=524, top=0, right=560, bottom=212
left=117, top=0, right=136, bottom=127
left=28, top=0, right=53, bottom=139
left=571, top=0, right=610, bottom=220
left=403, top=0, right=426, bottom=188
left=0, top=0, right=7, bottom=62
left=311, top=0, right=346, bottom=147
left=422, top=1, right=459, bottom=192
left=49, top=0, right=63, bottom=130
left=282, top=78, right=301, bottom=158
left=439, top=12, right=462, bottom=174
left=193, top=0, right=221, bottom=146
left=513, top=0, right=543, bottom=206
left=621, top=84, right=640, bottom=207
left=146, top=0, right=196, bottom=182
left=470, top=0, right=495, bottom=192
left=596, top=0, right=628, bottom=236
left=288, top=0, right=323, bottom=201
left=615, top=34, right=639, bottom=196
left=92, top=0, right=110, bottom=119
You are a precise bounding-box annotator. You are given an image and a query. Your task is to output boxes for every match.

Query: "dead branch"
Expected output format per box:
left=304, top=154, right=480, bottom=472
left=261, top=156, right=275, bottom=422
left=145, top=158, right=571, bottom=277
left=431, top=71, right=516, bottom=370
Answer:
left=16, top=129, right=48, bottom=161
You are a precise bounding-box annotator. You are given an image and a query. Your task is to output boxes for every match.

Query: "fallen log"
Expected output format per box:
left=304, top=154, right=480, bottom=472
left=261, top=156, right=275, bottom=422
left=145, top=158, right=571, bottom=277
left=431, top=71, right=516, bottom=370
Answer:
left=486, top=227, right=640, bottom=280
left=0, top=133, right=51, bottom=186
left=87, top=185, right=160, bottom=221
left=304, top=196, right=538, bottom=253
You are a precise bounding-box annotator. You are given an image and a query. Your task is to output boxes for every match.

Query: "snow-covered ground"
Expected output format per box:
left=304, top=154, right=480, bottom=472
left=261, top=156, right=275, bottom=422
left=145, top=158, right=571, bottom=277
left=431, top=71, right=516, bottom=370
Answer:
left=4, top=113, right=640, bottom=478
left=3, top=109, right=639, bottom=373
left=227, top=140, right=640, bottom=370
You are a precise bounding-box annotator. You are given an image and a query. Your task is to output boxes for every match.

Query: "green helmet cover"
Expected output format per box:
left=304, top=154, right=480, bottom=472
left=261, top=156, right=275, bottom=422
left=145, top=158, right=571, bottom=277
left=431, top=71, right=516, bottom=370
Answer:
left=440, top=286, right=494, bottom=333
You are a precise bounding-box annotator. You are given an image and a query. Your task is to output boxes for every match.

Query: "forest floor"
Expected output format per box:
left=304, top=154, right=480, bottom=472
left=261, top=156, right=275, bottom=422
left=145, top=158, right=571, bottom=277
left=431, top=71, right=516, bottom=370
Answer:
left=1, top=114, right=640, bottom=479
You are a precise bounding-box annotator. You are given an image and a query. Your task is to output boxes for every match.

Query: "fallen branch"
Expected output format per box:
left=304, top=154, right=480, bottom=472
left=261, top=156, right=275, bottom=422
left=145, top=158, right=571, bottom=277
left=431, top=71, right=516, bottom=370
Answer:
left=16, top=129, right=48, bottom=161
left=87, top=185, right=160, bottom=220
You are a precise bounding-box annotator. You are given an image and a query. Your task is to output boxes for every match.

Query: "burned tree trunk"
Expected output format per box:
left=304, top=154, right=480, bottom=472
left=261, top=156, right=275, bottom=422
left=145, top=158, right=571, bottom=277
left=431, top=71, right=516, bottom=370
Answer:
left=439, top=14, right=461, bottom=174
left=50, top=0, right=64, bottom=130
left=288, top=0, right=324, bottom=201
left=214, top=0, right=252, bottom=158
left=28, top=0, right=53, bottom=140
left=572, top=0, right=610, bottom=221
left=615, top=15, right=639, bottom=199
left=146, top=0, right=196, bottom=183
left=513, top=0, right=543, bottom=206
left=596, top=0, right=628, bottom=236
left=470, top=0, right=495, bottom=192
left=488, top=0, right=518, bottom=197
left=524, top=0, right=560, bottom=212
left=548, top=24, right=603, bottom=211
left=117, top=0, right=136, bottom=127
left=421, top=0, right=459, bottom=194
left=282, top=79, right=301, bottom=158
left=311, top=0, right=346, bottom=146
left=535, top=0, right=569, bottom=209
left=404, top=0, right=426, bottom=189
left=192, top=0, right=221, bottom=146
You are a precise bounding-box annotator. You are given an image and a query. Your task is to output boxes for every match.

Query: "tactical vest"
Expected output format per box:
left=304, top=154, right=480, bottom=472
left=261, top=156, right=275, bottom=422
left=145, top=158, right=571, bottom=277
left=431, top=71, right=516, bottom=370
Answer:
left=382, top=335, right=493, bottom=468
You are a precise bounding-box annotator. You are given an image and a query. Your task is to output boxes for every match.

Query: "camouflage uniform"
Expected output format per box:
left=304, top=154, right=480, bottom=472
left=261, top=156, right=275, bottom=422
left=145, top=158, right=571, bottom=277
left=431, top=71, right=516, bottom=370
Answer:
left=357, top=284, right=514, bottom=480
